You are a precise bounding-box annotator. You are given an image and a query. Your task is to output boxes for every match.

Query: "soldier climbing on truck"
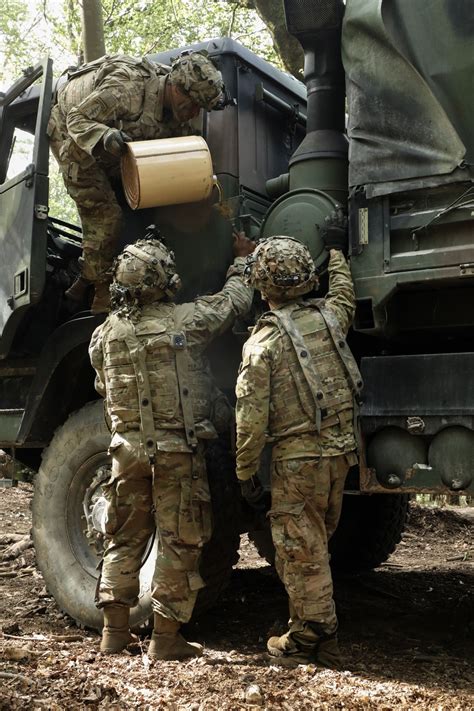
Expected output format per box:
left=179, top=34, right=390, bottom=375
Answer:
left=47, top=51, right=225, bottom=313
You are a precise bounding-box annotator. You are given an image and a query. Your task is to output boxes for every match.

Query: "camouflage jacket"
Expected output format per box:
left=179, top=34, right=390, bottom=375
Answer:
left=48, top=54, right=194, bottom=162
left=89, top=257, right=252, bottom=453
left=235, top=250, right=357, bottom=481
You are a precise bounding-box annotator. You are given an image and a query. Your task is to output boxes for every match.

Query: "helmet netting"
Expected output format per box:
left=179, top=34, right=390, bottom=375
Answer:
left=244, top=236, right=317, bottom=300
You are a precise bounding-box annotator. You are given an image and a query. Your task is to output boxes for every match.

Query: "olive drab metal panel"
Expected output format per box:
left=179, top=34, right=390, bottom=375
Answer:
left=0, top=58, right=53, bottom=359
left=343, top=0, right=473, bottom=194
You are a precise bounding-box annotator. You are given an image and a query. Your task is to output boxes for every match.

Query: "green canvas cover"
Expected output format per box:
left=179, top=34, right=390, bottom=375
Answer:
left=342, top=0, right=473, bottom=195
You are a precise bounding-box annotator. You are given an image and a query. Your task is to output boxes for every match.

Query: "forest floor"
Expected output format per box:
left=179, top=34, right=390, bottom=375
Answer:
left=0, top=483, right=473, bottom=710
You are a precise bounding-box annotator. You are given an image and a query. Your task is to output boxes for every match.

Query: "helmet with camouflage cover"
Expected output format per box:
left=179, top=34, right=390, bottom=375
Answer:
left=244, top=236, right=317, bottom=301
left=168, top=50, right=224, bottom=111
left=111, top=228, right=181, bottom=306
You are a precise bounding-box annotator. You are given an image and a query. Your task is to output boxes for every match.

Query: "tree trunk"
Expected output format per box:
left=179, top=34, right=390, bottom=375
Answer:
left=81, top=0, right=106, bottom=62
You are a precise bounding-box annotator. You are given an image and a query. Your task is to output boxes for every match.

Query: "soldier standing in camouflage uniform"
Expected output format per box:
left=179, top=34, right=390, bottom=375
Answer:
left=235, top=210, right=363, bottom=667
left=48, top=51, right=224, bottom=313
left=89, top=228, right=254, bottom=659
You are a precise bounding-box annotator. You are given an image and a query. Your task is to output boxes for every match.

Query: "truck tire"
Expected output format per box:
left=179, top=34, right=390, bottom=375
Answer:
left=329, top=493, right=410, bottom=572
left=194, top=438, right=240, bottom=614
left=33, top=401, right=240, bottom=630
left=248, top=493, right=410, bottom=573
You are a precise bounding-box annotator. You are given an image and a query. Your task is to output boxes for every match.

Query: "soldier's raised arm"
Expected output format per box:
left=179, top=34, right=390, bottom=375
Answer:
left=185, top=232, right=255, bottom=347
left=320, top=209, right=356, bottom=335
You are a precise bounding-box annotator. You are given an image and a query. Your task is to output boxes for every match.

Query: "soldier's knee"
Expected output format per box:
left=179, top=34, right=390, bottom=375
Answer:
left=79, top=197, right=122, bottom=219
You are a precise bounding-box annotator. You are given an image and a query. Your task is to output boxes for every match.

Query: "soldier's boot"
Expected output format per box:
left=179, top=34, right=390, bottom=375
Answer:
left=65, top=275, right=92, bottom=303
left=267, top=630, right=317, bottom=667
left=148, top=613, right=203, bottom=660
left=100, top=604, right=137, bottom=654
left=316, top=636, right=343, bottom=670
left=91, top=280, right=111, bottom=314
left=268, top=623, right=342, bottom=669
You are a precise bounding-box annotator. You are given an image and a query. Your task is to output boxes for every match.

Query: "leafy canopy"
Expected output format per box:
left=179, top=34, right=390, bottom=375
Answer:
left=0, top=0, right=281, bottom=84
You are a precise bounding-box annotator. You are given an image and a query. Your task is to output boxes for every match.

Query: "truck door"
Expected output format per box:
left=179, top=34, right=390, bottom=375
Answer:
left=0, top=58, right=53, bottom=359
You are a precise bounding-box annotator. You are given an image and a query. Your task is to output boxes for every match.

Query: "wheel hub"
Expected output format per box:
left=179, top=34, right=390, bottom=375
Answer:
left=82, top=466, right=111, bottom=554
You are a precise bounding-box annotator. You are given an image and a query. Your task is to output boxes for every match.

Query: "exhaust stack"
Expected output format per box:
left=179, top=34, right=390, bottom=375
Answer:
left=283, top=0, right=347, bottom=199
left=260, top=0, right=347, bottom=266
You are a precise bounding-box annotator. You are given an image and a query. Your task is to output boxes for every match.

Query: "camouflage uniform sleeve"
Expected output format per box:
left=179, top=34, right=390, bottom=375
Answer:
left=187, top=257, right=253, bottom=347
left=323, top=250, right=356, bottom=335
left=235, top=326, right=279, bottom=481
left=65, top=65, right=144, bottom=155
left=88, top=324, right=106, bottom=398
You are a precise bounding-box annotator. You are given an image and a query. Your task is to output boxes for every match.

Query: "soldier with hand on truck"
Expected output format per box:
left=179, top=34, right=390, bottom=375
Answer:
left=235, top=209, right=363, bottom=668
left=89, top=227, right=254, bottom=659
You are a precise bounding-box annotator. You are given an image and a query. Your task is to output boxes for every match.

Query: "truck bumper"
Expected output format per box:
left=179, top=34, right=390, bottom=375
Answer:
left=359, top=353, right=474, bottom=495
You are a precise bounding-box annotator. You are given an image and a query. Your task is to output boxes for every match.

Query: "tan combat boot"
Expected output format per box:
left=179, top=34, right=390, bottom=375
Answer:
left=65, top=275, right=92, bottom=303
left=267, top=631, right=317, bottom=667
left=148, top=613, right=203, bottom=660
left=91, top=281, right=111, bottom=314
left=267, top=629, right=342, bottom=669
left=100, top=604, right=136, bottom=654
left=315, top=636, right=342, bottom=670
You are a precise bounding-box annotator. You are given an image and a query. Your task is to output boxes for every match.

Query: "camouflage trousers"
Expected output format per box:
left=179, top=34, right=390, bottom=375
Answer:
left=48, top=118, right=122, bottom=283
left=269, top=453, right=353, bottom=641
left=97, top=440, right=212, bottom=623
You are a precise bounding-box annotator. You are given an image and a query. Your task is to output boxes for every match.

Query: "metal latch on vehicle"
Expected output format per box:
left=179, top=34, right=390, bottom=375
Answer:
left=14, top=268, right=29, bottom=298
left=459, top=263, right=474, bottom=276
left=406, top=416, right=425, bottom=434
left=35, top=204, right=48, bottom=220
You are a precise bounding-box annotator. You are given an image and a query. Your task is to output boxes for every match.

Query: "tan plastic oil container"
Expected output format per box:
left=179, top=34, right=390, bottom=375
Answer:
left=121, top=135, right=216, bottom=210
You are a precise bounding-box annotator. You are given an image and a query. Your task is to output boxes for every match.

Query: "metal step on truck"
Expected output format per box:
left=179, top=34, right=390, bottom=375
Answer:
left=0, top=0, right=472, bottom=630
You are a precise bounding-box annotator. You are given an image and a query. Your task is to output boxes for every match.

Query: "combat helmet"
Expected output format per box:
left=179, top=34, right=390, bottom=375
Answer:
left=111, top=227, right=181, bottom=306
left=168, top=50, right=224, bottom=110
left=244, top=236, right=317, bottom=301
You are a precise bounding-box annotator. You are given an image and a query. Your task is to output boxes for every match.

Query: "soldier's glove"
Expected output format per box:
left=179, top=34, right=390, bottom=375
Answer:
left=233, top=230, right=256, bottom=258
left=239, top=475, right=267, bottom=511
left=103, top=129, right=132, bottom=157
left=321, top=207, right=348, bottom=254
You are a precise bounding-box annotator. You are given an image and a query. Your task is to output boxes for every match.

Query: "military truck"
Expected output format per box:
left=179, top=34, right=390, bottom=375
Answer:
left=1, top=0, right=472, bottom=630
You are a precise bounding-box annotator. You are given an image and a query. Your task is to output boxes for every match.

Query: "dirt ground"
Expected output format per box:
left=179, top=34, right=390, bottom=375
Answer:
left=0, top=484, right=473, bottom=710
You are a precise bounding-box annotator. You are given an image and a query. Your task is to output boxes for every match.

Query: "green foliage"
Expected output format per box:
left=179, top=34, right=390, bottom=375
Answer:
left=101, top=0, right=280, bottom=67
left=0, top=0, right=280, bottom=87
left=0, top=2, right=78, bottom=81
left=49, top=159, right=80, bottom=225
left=0, top=1, right=37, bottom=77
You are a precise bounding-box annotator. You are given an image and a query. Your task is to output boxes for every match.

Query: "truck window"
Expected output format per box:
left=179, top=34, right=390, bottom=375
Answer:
left=5, top=127, right=34, bottom=181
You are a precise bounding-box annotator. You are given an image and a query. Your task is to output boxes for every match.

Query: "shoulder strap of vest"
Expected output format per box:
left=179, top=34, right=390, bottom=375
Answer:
left=110, top=315, right=157, bottom=462
left=269, top=306, right=325, bottom=433
left=140, top=56, right=170, bottom=75
left=172, top=305, right=198, bottom=451
left=67, top=55, right=157, bottom=87
left=66, top=55, right=108, bottom=81
left=174, top=303, right=195, bottom=329
left=316, top=303, right=364, bottom=398
left=140, top=73, right=166, bottom=125
left=250, top=310, right=280, bottom=336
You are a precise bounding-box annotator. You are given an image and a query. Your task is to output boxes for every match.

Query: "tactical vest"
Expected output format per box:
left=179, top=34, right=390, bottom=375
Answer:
left=56, top=55, right=181, bottom=142
left=101, top=303, right=214, bottom=457
left=257, top=299, right=362, bottom=439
